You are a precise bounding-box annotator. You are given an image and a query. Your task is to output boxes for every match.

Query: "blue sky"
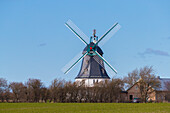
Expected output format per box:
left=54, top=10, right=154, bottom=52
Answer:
left=0, top=0, right=170, bottom=86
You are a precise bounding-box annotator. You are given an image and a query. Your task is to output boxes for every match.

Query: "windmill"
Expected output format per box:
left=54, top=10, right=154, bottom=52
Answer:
left=62, top=20, right=121, bottom=87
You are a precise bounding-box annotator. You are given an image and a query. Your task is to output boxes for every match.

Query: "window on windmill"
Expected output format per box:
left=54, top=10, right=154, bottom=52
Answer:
left=86, top=60, right=89, bottom=64
left=100, top=60, right=103, bottom=65
left=96, top=79, right=98, bottom=83
left=101, top=68, right=105, bottom=74
left=93, top=79, right=95, bottom=84
left=84, top=68, right=88, bottom=74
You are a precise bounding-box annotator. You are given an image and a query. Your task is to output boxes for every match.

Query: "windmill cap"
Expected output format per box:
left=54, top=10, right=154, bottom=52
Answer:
left=82, top=42, right=103, bottom=55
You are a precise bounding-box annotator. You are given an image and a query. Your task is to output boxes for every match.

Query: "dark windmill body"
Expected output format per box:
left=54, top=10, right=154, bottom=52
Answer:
left=62, top=20, right=121, bottom=87
left=76, top=40, right=110, bottom=86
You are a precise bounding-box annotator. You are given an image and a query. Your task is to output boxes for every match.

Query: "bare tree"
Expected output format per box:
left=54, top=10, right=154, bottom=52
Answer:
left=40, top=87, right=50, bottom=103
left=3, top=88, right=11, bottom=102
left=124, top=69, right=140, bottom=89
left=82, top=79, right=125, bottom=103
left=109, top=78, right=125, bottom=102
left=49, top=79, right=65, bottom=102
left=9, top=82, right=26, bottom=102
left=26, top=78, right=43, bottom=102
left=124, top=66, right=161, bottom=103
left=165, top=81, right=170, bottom=102
left=137, top=66, right=160, bottom=103
left=64, top=81, right=79, bottom=102
left=24, top=81, right=33, bottom=102
left=76, top=82, right=86, bottom=103
left=99, top=79, right=124, bottom=103
left=0, top=78, right=8, bottom=102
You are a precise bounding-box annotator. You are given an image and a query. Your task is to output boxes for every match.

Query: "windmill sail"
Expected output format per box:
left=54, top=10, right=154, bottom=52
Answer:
left=98, top=23, right=121, bottom=47
left=63, top=19, right=120, bottom=76
left=94, top=51, right=117, bottom=74
left=62, top=51, right=88, bottom=74
left=65, top=20, right=89, bottom=45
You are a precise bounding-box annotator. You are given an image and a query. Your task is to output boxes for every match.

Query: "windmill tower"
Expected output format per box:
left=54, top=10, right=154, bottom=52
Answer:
left=62, top=20, right=121, bottom=87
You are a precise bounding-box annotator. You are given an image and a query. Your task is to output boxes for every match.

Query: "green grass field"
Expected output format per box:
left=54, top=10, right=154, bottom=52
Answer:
left=0, top=103, right=170, bottom=113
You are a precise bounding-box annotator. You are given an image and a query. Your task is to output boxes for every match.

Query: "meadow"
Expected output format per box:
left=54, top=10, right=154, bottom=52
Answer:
left=0, top=103, right=170, bottom=113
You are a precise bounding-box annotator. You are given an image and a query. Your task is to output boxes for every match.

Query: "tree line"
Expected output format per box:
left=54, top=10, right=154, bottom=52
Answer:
left=0, top=78, right=126, bottom=103
left=0, top=66, right=169, bottom=103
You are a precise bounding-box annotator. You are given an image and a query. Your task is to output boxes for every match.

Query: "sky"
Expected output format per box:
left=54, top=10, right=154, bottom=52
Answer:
left=0, top=0, right=170, bottom=86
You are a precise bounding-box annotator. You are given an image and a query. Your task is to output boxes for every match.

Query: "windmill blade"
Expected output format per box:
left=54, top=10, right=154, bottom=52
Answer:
left=94, top=51, right=117, bottom=74
left=95, top=22, right=121, bottom=47
left=93, top=55, right=105, bottom=69
left=65, top=20, right=89, bottom=45
left=62, top=51, right=88, bottom=74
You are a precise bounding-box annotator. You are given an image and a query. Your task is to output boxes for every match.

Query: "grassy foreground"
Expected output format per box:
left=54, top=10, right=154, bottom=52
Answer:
left=0, top=103, right=170, bottom=113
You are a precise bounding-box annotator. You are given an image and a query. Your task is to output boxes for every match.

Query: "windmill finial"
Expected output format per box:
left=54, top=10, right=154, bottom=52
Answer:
left=93, top=29, right=96, bottom=37
left=92, top=29, right=98, bottom=43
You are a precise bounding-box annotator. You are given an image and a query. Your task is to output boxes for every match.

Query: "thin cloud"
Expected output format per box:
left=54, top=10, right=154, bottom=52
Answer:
left=38, top=43, right=47, bottom=47
left=139, top=48, right=170, bottom=57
